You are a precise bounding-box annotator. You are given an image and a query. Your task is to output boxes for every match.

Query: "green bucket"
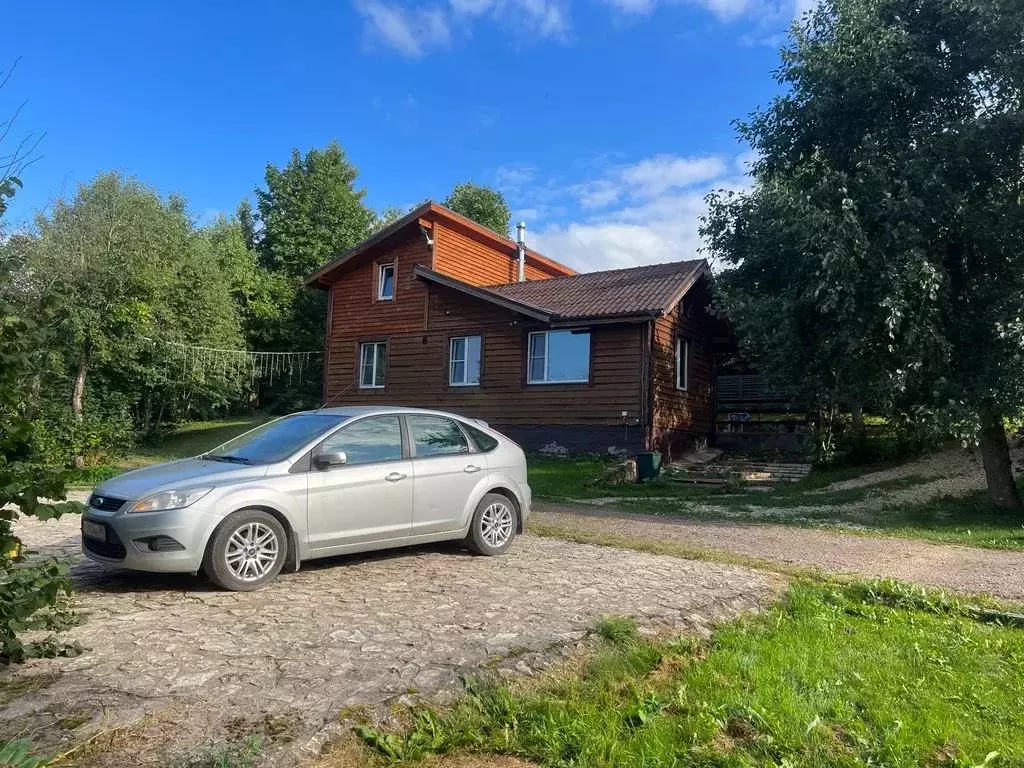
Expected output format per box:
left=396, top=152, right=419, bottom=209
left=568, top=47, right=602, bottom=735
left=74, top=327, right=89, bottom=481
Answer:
left=636, top=451, right=662, bottom=481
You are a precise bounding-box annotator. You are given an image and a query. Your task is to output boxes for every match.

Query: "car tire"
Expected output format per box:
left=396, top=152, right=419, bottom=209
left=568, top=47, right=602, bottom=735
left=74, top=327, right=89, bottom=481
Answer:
left=465, top=492, right=518, bottom=556
left=203, top=509, right=288, bottom=591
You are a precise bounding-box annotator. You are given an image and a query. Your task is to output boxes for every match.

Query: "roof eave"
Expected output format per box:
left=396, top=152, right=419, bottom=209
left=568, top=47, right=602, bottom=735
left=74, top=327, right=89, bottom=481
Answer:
left=549, top=310, right=662, bottom=327
left=304, top=202, right=434, bottom=288
left=659, top=259, right=711, bottom=313
left=412, top=265, right=554, bottom=322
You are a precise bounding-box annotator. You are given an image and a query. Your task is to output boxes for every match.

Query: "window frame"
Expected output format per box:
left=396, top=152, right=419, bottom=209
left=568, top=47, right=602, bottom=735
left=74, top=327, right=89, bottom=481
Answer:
left=377, top=263, right=396, bottom=301
left=313, top=413, right=408, bottom=467
left=526, top=329, right=591, bottom=385
left=404, top=414, right=474, bottom=459
left=448, top=334, right=483, bottom=387
left=676, top=337, right=689, bottom=391
left=358, top=340, right=387, bottom=389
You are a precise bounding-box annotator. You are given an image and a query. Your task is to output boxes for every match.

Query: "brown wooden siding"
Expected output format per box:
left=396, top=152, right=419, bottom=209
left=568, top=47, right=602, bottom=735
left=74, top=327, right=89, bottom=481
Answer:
left=323, top=230, right=434, bottom=396
left=325, top=265, right=646, bottom=427
left=433, top=222, right=562, bottom=286
left=650, top=275, right=715, bottom=456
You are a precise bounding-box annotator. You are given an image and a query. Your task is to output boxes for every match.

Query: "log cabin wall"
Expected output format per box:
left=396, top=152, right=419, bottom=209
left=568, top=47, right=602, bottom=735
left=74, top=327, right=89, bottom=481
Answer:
left=323, top=232, right=647, bottom=451
left=650, top=275, right=716, bottom=459
left=432, top=221, right=568, bottom=286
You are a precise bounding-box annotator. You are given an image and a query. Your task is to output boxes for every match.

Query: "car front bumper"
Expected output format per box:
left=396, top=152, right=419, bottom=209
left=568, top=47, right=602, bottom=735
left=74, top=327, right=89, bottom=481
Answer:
left=81, top=504, right=221, bottom=574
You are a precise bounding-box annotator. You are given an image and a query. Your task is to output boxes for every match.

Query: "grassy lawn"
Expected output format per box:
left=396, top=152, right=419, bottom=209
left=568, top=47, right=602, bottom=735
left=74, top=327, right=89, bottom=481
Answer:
left=69, top=417, right=270, bottom=486
left=351, top=581, right=1024, bottom=768
left=529, top=455, right=1024, bottom=550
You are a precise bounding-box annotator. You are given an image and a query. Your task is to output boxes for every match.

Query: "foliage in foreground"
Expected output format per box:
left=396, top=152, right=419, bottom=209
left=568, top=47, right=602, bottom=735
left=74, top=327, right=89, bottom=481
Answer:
left=358, top=581, right=1024, bottom=767
left=0, top=739, right=48, bottom=768
left=165, top=735, right=262, bottom=768
left=1, top=270, right=83, bottom=664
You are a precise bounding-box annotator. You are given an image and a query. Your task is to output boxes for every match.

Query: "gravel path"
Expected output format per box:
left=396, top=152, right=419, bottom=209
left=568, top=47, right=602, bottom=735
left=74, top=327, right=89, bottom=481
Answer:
left=534, top=502, right=1024, bottom=602
left=2, top=511, right=769, bottom=766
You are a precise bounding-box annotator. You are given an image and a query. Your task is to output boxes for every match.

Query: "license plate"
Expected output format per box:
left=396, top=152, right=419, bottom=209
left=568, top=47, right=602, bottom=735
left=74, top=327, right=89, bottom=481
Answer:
left=82, top=520, right=106, bottom=542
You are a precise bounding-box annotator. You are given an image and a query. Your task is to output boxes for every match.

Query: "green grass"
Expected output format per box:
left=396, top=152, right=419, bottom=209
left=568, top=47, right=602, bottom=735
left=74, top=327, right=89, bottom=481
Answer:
left=528, top=455, right=722, bottom=500
left=529, top=454, right=1024, bottom=550
left=68, top=417, right=270, bottom=487
left=356, top=581, right=1024, bottom=768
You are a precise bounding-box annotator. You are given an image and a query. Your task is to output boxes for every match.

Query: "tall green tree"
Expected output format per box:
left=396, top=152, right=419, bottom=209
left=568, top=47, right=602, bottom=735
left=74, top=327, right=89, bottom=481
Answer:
left=703, top=0, right=1024, bottom=506
left=4, top=174, right=248, bottom=431
left=254, top=142, right=374, bottom=279
left=247, top=142, right=374, bottom=408
left=444, top=182, right=511, bottom=236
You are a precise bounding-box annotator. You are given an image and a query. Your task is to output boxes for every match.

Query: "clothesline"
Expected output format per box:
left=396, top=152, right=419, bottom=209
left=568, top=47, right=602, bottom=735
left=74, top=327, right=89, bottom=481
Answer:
left=141, top=337, right=322, bottom=385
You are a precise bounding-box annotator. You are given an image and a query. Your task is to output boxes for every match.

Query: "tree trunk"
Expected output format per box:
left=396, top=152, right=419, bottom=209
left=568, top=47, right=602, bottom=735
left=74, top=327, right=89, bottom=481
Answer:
left=71, top=350, right=89, bottom=422
left=850, top=402, right=866, bottom=453
left=979, top=407, right=1020, bottom=510
left=71, top=349, right=90, bottom=470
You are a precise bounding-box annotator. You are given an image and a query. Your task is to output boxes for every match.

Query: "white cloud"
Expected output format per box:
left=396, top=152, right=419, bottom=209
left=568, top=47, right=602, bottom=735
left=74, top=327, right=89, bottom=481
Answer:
left=450, top=0, right=496, bottom=13
left=793, top=0, right=817, bottom=18
left=355, top=0, right=568, bottom=57
left=355, top=0, right=451, bottom=57
left=564, top=153, right=728, bottom=211
left=620, top=154, right=728, bottom=197
left=494, top=163, right=538, bottom=190
left=601, top=0, right=752, bottom=21
left=505, top=151, right=752, bottom=272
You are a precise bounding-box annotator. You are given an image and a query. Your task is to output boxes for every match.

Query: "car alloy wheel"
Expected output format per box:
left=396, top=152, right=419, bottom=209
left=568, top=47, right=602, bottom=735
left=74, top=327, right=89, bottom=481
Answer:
left=480, top=501, right=514, bottom=548
left=224, top=521, right=280, bottom=581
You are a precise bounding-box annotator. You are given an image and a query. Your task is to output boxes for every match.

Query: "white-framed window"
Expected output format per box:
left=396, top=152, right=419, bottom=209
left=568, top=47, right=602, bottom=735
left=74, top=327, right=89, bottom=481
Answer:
left=528, top=330, right=590, bottom=384
left=377, top=263, right=395, bottom=300
left=676, top=337, right=689, bottom=391
left=449, top=335, right=482, bottom=386
left=359, top=341, right=387, bottom=388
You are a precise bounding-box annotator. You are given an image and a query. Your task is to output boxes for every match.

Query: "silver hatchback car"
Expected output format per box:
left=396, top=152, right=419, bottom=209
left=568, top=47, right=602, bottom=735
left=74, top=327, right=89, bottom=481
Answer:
left=81, top=407, right=530, bottom=591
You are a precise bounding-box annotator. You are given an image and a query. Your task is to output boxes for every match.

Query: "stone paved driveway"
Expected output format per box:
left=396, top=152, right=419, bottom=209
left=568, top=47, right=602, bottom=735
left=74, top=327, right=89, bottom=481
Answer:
left=2, top=514, right=770, bottom=766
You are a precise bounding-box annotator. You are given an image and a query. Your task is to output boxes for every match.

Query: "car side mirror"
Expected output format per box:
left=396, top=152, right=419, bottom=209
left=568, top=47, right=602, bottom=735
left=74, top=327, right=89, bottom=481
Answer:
left=315, top=451, right=347, bottom=470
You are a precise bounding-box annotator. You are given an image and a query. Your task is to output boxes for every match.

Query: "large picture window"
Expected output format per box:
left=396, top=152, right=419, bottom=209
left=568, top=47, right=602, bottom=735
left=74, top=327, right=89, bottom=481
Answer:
left=449, top=335, right=482, bottom=386
left=528, top=330, right=590, bottom=384
left=359, top=341, right=387, bottom=389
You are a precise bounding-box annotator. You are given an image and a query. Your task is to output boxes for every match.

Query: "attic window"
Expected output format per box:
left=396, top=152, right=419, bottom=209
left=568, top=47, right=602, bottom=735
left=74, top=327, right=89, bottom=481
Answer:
left=378, top=264, right=395, bottom=300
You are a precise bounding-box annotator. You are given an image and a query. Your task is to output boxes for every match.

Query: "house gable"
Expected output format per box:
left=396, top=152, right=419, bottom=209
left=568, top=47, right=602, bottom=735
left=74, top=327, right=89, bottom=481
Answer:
left=306, top=201, right=575, bottom=290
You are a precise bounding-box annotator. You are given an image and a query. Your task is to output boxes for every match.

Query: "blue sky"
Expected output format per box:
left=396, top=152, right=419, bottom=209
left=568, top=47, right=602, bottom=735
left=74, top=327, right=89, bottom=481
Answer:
left=3, top=0, right=804, bottom=272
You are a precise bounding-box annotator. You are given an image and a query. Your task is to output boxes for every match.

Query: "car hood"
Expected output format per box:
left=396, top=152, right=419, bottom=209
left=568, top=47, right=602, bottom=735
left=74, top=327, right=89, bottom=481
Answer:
left=94, top=458, right=270, bottom=502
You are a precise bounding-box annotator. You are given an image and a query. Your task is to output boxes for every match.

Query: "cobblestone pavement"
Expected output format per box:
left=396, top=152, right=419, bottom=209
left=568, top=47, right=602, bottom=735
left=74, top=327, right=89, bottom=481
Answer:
left=2, top=510, right=770, bottom=766
left=534, top=503, right=1024, bottom=602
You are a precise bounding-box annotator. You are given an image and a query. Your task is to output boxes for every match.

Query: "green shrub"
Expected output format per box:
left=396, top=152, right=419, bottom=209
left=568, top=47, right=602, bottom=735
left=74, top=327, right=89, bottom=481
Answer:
left=30, top=402, right=133, bottom=468
left=1, top=279, right=84, bottom=664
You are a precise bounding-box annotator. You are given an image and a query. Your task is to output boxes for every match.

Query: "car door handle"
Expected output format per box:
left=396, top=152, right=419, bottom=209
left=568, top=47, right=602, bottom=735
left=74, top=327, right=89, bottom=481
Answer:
left=464, top=464, right=481, bottom=474
left=385, top=472, right=407, bottom=482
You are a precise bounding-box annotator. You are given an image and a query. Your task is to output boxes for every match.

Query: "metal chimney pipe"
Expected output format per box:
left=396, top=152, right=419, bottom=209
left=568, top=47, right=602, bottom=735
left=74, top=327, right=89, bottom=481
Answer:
left=516, top=221, right=527, bottom=282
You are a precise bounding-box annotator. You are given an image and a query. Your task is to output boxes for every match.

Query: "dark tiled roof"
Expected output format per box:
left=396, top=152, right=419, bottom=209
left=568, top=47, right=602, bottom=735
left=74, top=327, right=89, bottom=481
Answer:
left=483, top=260, right=706, bottom=320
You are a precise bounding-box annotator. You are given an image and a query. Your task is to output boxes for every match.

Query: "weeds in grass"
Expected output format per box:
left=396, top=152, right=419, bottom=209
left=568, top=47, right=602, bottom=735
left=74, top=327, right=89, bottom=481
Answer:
left=164, top=735, right=262, bottom=768
left=593, top=616, right=637, bottom=644
left=356, top=581, right=1024, bottom=767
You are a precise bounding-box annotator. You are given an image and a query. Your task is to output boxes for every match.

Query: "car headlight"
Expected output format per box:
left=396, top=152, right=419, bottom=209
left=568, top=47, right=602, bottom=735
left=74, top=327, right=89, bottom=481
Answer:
left=127, top=488, right=213, bottom=513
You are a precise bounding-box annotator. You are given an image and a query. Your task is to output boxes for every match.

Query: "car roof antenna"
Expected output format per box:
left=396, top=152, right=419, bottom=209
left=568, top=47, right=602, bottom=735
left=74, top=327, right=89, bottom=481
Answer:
left=315, top=377, right=360, bottom=412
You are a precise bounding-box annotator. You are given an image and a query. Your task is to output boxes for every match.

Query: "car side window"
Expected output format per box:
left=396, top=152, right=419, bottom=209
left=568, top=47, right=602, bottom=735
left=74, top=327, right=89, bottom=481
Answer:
left=463, top=423, right=499, bottom=452
left=408, top=415, right=470, bottom=458
left=319, top=416, right=403, bottom=465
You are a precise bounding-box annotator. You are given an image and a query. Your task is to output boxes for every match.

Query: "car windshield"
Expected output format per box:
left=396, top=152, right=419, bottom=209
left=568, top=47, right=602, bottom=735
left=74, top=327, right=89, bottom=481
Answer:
left=204, top=413, right=344, bottom=465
